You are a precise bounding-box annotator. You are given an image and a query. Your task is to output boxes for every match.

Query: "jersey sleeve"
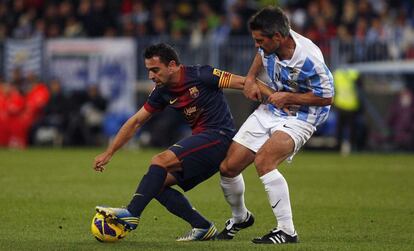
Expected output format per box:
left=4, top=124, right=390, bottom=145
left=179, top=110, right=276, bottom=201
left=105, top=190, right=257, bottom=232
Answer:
left=198, top=65, right=233, bottom=89
left=143, top=86, right=167, bottom=113
left=309, top=63, right=335, bottom=98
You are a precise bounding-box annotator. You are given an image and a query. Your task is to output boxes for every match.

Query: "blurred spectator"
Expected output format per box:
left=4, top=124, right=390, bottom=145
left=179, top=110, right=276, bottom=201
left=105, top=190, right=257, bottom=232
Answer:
left=10, top=67, right=25, bottom=93
left=0, top=79, right=23, bottom=148
left=130, top=0, right=149, bottom=26
left=33, top=18, right=46, bottom=37
left=61, top=84, right=107, bottom=146
left=1, top=71, right=49, bottom=148
left=337, top=24, right=355, bottom=63
left=333, top=68, right=365, bottom=155
left=0, top=3, right=13, bottom=31
left=43, top=3, right=60, bottom=28
left=305, top=15, right=336, bottom=57
left=231, top=0, right=256, bottom=34
left=82, top=0, right=116, bottom=37
left=80, top=85, right=108, bottom=145
left=64, top=16, right=84, bottom=37
left=24, top=72, right=50, bottom=120
left=62, top=89, right=88, bottom=146
left=46, top=22, right=61, bottom=38
left=148, top=2, right=168, bottom=37
left=340, top=0, right=357, bottom=31
left=169, top=1, right=192, bottom=40
left=30, top=78, right=68, bottom=146
left=0, top=78, right=10, bottom=146
left=387, top=11, right=414, bottom=59
left=387, top=83, right=414, bottom=150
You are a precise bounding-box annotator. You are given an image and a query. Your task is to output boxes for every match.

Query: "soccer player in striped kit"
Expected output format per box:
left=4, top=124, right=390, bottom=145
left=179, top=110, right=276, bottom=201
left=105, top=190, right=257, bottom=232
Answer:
left=216, top=6, right=334, bottom=244
left=93, top=43, right=245, bottom=241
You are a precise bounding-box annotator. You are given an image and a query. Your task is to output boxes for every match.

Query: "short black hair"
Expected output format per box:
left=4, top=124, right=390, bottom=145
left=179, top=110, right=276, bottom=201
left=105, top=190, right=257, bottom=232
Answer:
left=143, top=43, right=181, bottom=65
left=248, top=6, right=290, bottom=38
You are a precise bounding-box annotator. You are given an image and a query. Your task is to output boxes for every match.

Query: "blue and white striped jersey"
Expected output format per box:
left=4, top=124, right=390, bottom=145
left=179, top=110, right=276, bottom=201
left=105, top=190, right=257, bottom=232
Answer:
left=259, top=29, right=334, bottom=127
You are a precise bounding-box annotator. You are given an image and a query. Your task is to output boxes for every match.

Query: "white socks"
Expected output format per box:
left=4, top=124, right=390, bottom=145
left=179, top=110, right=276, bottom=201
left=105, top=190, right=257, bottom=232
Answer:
left=220, top=174, right=248, bottom=223
left=260, top=169, right=295, bottom=235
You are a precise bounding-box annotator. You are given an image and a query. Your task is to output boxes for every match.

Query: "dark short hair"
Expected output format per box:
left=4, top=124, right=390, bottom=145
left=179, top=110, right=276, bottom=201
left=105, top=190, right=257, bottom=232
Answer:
left=143, top=43, right=181, bottom=65
left=248, top=6, right=290, bottom=38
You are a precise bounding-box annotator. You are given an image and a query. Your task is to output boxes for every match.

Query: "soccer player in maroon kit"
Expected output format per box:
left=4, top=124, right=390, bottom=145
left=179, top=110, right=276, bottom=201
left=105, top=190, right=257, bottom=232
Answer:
left=93, top=43, right=246, bottom=241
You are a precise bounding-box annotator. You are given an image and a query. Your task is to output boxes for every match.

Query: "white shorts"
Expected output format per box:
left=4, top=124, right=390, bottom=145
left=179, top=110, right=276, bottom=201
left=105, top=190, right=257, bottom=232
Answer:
left=233, top=105, right=316, bottom=162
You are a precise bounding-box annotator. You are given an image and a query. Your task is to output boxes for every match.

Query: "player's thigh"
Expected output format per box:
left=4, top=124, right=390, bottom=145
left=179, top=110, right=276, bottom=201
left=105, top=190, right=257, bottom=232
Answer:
left=255, top=131, right=294, bottom=176
left=220, top=141, right=255, bottom=177
left=168, top=130, right=232, bottom=191
left=151, top=149, right=181, bottom=172
left=222, top=110, right=270, bottom=176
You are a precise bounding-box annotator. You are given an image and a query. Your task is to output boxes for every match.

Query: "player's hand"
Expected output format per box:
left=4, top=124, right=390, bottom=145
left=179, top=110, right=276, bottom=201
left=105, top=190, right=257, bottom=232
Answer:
left=268, top=92, right=291, bottom=109
left=93, top=151, right=113, bottom=172
left=243, top=77, right=262, bottom=101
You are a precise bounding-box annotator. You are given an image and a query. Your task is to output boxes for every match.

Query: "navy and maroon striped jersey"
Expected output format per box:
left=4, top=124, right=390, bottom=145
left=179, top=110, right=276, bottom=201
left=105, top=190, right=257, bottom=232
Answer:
left=143, top=65, right=236, bottom=134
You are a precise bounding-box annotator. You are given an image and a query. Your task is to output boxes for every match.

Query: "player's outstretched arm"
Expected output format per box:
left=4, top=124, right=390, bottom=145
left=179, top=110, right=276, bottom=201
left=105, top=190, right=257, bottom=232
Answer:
left=227, top=74, right=245, bottom=90
left=244, top=53, right=263, bottom=101
left=268, top=91, right=333, bottom=109
left=93, top=107, right=152, bottom=172
left=255, top=78, right=275, bottom=97
left=254, top=78, right=332, bottom=110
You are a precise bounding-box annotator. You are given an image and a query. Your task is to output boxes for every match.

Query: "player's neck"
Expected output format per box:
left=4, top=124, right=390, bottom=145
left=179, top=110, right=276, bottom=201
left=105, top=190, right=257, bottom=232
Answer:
left=277, top=36, right=296, bottom=61
left=169, top=65, right=183, bottom=86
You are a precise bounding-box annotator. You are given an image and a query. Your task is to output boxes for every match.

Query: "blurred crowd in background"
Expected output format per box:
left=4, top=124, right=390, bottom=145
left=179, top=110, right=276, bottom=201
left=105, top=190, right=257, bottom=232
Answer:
left=0, top=0, right=414, bottom=152
left=0, top=69, right=107, bottom=148
left=0, top=0, right=413, bottom=56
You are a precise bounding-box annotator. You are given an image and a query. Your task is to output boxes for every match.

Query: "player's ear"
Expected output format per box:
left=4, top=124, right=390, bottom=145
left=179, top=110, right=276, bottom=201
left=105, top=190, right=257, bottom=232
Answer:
left=272, top=32, right=282, bottom=41
left=168, top=60, right=177, bottom=67
left=167, top=60, right=177, bottom=73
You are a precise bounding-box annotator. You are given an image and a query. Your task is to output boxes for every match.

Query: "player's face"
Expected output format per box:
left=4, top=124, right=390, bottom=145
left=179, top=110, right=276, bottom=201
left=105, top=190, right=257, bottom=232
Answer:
left=251, top=30, right=280, bottom=55
left=145, top=56, right=174, bottom=86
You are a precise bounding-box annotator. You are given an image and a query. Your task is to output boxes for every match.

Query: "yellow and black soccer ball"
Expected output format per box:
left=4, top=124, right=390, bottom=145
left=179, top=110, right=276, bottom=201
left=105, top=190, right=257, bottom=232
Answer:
left=91, top=213, right=129, bottom=242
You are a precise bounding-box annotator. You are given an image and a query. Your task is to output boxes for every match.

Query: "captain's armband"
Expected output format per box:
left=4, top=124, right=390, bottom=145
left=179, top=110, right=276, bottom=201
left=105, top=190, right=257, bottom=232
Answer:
left=213, top=68, right=233, bottom=88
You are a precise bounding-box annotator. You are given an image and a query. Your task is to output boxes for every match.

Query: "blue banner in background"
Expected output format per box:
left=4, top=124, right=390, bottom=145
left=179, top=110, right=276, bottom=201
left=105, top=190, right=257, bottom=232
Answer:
left=4, top=36, right=43, bottom=80
left=45, top=39, right=137, bottom=115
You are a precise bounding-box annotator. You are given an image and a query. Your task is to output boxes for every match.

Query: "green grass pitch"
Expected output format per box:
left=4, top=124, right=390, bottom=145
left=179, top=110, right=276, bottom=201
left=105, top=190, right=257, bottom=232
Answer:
left=0, top=148, right=413, bottom=251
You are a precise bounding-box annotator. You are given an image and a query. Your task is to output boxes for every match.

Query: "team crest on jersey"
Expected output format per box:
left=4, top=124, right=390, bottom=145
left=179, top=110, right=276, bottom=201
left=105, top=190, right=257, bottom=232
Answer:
left=287, top=68, right=300, bottom=90
left=189, top=86, right=199, bottom=98
left=213, top=68, right=222, bottom=77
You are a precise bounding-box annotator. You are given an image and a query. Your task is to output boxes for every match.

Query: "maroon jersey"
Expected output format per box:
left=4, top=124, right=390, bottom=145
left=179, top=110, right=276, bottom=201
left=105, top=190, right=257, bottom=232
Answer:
left=144, top=65, right=236, bottom=135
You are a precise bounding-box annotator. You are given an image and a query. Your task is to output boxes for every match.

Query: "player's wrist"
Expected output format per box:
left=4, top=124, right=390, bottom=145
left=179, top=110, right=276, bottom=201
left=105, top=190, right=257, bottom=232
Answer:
left=285, top=92, right=295, bottom=104
left=105, top=149, right=115, bottom=156
left=246, top=74, right=256, bottom=81
left=245, top=76, right=256, bottom=86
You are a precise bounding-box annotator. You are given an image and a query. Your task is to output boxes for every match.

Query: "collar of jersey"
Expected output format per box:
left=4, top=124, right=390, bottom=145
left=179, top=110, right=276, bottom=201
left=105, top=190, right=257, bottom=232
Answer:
left=261, top=30, right=301, bottom=68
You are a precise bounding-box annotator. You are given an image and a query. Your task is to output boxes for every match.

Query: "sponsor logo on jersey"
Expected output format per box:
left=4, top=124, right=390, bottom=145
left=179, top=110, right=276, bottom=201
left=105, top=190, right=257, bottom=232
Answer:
left=184, top=106, right=197, bottom=116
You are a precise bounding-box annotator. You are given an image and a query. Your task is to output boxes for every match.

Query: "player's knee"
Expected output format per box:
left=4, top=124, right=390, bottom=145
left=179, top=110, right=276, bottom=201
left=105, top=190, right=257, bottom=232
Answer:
left=150, top=153, right=168, bottom=167
left=220, top=161, right=240, bottom=178
left=254, top=153, right=276, bottom=175
left=151, top=151, right=181, bottom=172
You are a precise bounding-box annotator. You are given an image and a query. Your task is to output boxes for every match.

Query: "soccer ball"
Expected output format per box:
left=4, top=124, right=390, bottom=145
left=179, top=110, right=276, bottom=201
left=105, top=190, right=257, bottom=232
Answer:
left=91, top=213, right=129, bottom=242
